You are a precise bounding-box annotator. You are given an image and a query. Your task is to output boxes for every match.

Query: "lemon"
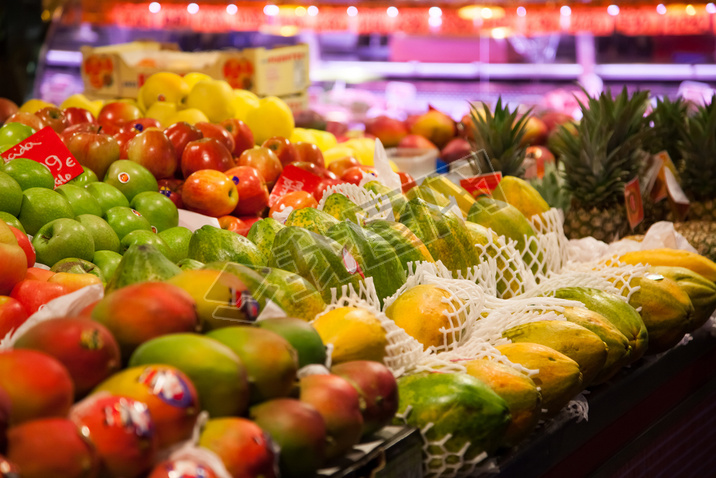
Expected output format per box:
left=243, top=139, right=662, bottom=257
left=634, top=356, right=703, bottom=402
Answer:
left=144, top=101, right=179, bottom=128
left=231, top=90, right=260, bottom=122
left=60, top=94, right=103, bottom=117
left=312, top=306, right=388, bottom=364
left=342, top=138, right=375, bottom=165
left=138, top=72, right=190, bottom=111
left=385, top=284, right=466, bottom=350
left=290, top=127, right=317, bottom=144
left=324, top=145, right=357, bottom=165
left=18, top=99, right=54, bottom=114
left=246, top=96, right=295, bottom=145
left=183, top=72, right=213, bottom=90
left=166, top=108, right=210, bottom=125
left=312, top=130, right=338, bottom=152
left=185, top=79, right=235, bottom=123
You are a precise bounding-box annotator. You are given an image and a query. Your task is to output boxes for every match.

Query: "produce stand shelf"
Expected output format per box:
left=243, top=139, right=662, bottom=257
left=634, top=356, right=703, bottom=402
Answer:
left=478, top=325, right=716, bottom=478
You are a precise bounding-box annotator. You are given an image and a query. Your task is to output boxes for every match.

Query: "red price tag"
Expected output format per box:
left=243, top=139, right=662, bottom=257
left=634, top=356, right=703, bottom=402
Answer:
left=624, top=177, right=644, bottom=230
left=267, top=164, right=324, bottom=207
left=1, top=127, right=84, bottom=188
left=460, top=172, right=503, bottom=198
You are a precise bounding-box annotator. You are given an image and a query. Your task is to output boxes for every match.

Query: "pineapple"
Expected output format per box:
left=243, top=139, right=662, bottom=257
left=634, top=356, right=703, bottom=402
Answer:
left=674, top=221, right=716, bottom=261
left=678, top=97, right=716, bottom=221
left=551, top=88, right=652, bottom=242
left=467, top=97, right=531, bottom=177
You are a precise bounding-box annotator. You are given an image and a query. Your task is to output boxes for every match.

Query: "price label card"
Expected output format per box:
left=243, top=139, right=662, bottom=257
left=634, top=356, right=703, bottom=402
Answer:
left=268, top=164, right=324, bottom=207
left=1, top=127, right=83, bottom=188
left=460, top=172, right=502, bottom=198
left=624, top=177, right=644, bottom=230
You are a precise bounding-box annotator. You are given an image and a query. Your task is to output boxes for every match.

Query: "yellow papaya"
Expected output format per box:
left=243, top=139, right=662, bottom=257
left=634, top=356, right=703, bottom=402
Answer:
left=312, top=306, right=388, bottom=364
left=650, top=266, right=716, bottom=331
left=496, top=342, right=583, bottom=418
left=492, top=175, right=550, bottom=220
left=465, top=221, right=525, bottom=298
left=618, top=248, right=716, bottom=282
left=422, top=176, right=476, bottom=217
left=502, top=320, right=608, bottom=387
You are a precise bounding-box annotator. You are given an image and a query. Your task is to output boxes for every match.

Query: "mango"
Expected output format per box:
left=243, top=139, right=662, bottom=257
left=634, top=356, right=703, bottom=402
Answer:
left=148, top=459, right=219, bottom=478
left=250, top=398, right=327, bottom=478
left=496, top=342, right=584, bottom=418
left=650, top=266, right=716, bottom=331
left=464, top=359, right=541, bottom=447
left=129, top=333, right=250, bottom=418
left=503, top=320, right=608, bottom=387
left=256, top=317, right=327, bottom=368
left=492, top=175, right=550, bottom=220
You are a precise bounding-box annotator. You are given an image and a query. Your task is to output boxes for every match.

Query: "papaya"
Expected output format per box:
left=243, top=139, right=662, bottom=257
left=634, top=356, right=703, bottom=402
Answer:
left=464, top=359, right=541, bottom=447
left=618, top=248, right=716, bottom=282
left=554, top=287, right=649, bottom=364
left=467, top=196, right=543, bottom=276
left=106, top=243, right=181, bottom=293
left=502, top=320, right=608, bottom=387
left=560, top=307, right=631, bottom=384
left=324, top=220, right=406, bottom=304
left=628, top=273, right=694, bottom=354
left=312, top=306, right=388, bottom=364
left=422, top=175, right=476, bottom=217
left=176, top=258, right=204, bottom=271
left=321, top=193, right=367, bottom=225
left=364, top=219, right=434, bottom=275
left=495, top=342, right=584, bottom=418
left=363, top=180, right=407, bottom=220
left=399, top=197, right=480, bottom=277
left=405, top=185, right=451, bottom=209
left=247, top=217, right=284, bottom=260
left=284, top=207, right=339, bottom=236
left=395, top=372, right=510, bottom=475
left=465, top=221, right=525, bottom=298
left=246, top=266, right=327, bottom=322
left=650, top=266, right=716, bottom=330
left=492, top=176, right=550, bottom=220
left=188, top=225, right=266, bottom=267
left=269, top=226, right=361, bottom=302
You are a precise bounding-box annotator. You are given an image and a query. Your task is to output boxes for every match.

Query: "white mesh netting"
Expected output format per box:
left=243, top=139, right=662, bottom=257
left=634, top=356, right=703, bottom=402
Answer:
left=314, top=277, right=426, bottom=377
left=561, top=257, right=649, bottom=303
left=472, top=234, right=535, bottom=299
left=317, top=183, right=394, bottom=222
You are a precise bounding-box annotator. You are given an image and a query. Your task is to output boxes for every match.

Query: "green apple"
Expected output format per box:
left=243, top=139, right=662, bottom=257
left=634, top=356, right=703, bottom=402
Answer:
left=157, top=226, right=192, bottom=263
left=0, top=212, right=24, bottom=233
left=130, top=191, right=179, bottom=232
left=75, top=214, right=120, bottom=253
left=18, top=187, right=75, bottom=236
left=93, top=249, right=123, bottom=282
left=104, top=160, right=159, bottom=202
left=56, top=184, right=103, bottom=217
left=50, top=257, right=104, bottom=281
left=32, top=218, right=95, bottom=267
left=0, top=123, right=35, bottom=147
left=85, top=182, right=130, bottom=214
left=0, top=171, right=23, bottom=216
left=68, top=167, right=98, bottom=186
left=119, top=229, right=172, bottom=258
left=104, top=206, right=151, bottom=241
left=2, top=158, right=55, bottom=190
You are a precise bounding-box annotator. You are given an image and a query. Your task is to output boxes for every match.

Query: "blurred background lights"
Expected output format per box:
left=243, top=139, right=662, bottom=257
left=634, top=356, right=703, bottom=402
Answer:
left=516, top=6, right=527, bottom=16
left=347, top=6, right=358, bottom=16
left=656, top=3, right=667, bottom=14
left=429, top=16, right=442, bottom=27
left=481, top=7, right=493, bottom=18
left=387, top=6, right=399, bottom=17
left=295, top=6, right=307, bottom=16
left=686, top=4, right=696, bottom=15
left=263, top=4, right=279, bottom=16
left=307, top=5, right=319, bottom=16
left=607, top=5, right=620, bottom=15
left=429, top=7, right=442, bottom=17
left=187, top=3, right=199, bottom=14
left=708, top=2, right=716, bottom=13
left=226, top=4, right=237, bottom=15
left=148, top=2, right=161, bottom=13
left=560, top=5, right=571, bottom=16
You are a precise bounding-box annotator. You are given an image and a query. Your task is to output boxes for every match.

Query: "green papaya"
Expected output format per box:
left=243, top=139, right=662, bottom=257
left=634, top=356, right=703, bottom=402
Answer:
left=270, top=226, right=362, bottom=302
left=405, top=185, right=451, bottom=209
left=465, top=221, right=525, bottom=298
left=247, top=217, right=284, bottom=260
left=321, top=193, right=367, bottom=224
left=325, top=220, right=406, bottom=304
left=248, top=266, right=327, bottom=322
left=363, top=180, right=407, bottom=220
left=176, top=258, right=204, bottom=271
left=284, top=207, right=339, bottom=236
left=188, top=225, right=266, bottom=267
left=364, top=219, right=434, bottom=275
left=650, top=266, right=716, bottom=331
left=398, top=197, right=480, bottom=277
left=106, top=243, right=181, bottom=293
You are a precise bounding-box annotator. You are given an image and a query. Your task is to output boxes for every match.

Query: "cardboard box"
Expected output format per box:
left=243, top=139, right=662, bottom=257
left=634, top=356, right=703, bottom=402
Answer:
left=281, top=90, right=309, bottom=115
left=80, top=42, right=310, bottom=99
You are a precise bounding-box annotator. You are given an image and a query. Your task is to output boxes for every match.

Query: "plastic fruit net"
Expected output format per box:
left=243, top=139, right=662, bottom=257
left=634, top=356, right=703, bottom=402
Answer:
left=560, top=256, right=649, bottom=303
left=472, top=234, right=536, bottom=299
left=317, top=182, right=394, bottom=221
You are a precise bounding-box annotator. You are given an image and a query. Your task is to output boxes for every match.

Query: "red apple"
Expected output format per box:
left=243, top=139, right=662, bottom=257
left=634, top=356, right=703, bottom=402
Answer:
left=262, top=136, right=299, bottom=167
left=224, top=166, right=270, bottom=216
left=268, top=191, right=318, bottom=219
left=113, top=129, right=137, bottom=159
left=459, top=113, right=477, bottom=139
left=314, top=178, right=346, bottom=202
left=398, top=134, right=439, bottom=150
left=60, top=122, right=101, bottom=146
left=540, top=110, right=574, bottom=133
left=127, top=128, right=177, bottom=179
left=237, top=147, right=282, bottom=188
left=63, top=107, right=97, bottom=126
left=164, top=122, right=203, bottom=165
left=221, top=118, right=254, bottom=157
left=195, top=122, right=235, bottom=156
left=34, top=107, right=69, bottom=133
left=0, top=98, right=19, bottom=124
left=218, top=215, right=247, bottom=234
left=120, top=118, right=161, bottom=134
left=293, top=142, right=325, bottom=169
left=10, top=280, right=69, bottom=316
left=97, top=101, right=142, bottom=135
left=440, top=137, right=472, bottom=164
left=182, top=169, right=239, bottom=217
left=327, top=156, right=360, bottom=179
left=8, top=226, right=34, bottom=268
left=341, top=166, right=367, bottom=185
left=410, top=109, right=456, bottom=148
left=236, top=216, right=261, bottom=236
left=364, top=115, right=408, bottom=148
left=25, top=267, right=54, bottom=282
left=181, top=138, right=236, bottom=178
left=0, top=296, right=28, bottom=339
left=290, top=161, right=324, bottom=177
left=158, top=178, right=184, bottom=209
left=4, top=111, right=45, bottom=132
left=66, top=131, right=120, bottom=180
left=0, top=221, right=27, bottom=296
left=398, top=171, right=417, bottom=193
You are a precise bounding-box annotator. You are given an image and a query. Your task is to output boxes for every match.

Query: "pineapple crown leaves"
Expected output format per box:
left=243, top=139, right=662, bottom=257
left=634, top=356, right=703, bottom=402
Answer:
left=648, top=95, right=689, bottom=160
left=468, top=97, right=533, bottom=178
left=552, top=87, right=652, bottom=208
left=678, top=96, right=716, bottom=200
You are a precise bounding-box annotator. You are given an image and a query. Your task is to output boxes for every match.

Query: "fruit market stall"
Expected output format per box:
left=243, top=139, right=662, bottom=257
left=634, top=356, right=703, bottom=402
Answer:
left=3, top=62, right=716, bottom=478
